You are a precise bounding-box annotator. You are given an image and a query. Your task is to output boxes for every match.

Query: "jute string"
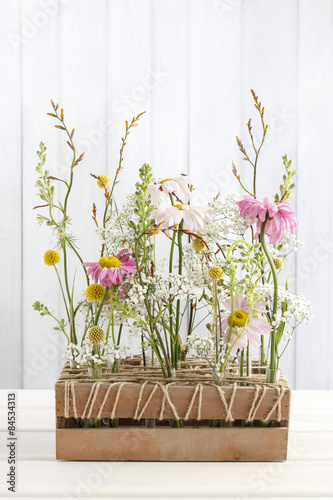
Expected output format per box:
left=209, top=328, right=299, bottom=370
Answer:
left=61, top=361, right=289, bottom=423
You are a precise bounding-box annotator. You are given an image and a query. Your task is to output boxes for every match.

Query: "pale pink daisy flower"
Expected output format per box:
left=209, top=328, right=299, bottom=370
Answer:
left=147, top=175, right=193, bottom=204
left=237, top=195, right=297, bottom=244
left=83, top=250, right=136, bottom=287
left=151, top=203, right=212, bottom=233
left=218, top=294, right=271, bottom=351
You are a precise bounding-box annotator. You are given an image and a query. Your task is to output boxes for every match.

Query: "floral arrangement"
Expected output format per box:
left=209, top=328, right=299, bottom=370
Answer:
left=33, top=91, right=312, bottom=386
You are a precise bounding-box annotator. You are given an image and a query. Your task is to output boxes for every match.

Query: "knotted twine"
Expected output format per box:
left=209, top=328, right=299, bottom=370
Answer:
left=61, top=361, right=289, bottom=423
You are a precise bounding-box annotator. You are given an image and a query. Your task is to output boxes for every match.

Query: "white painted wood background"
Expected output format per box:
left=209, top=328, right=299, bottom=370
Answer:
left=0, top=0, right=332, bottom=390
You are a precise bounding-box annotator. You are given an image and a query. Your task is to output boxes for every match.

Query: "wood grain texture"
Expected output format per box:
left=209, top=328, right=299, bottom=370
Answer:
left=1, top=388, right=330, bottom=408
left=1, top=459, right=333, bottom=497
left=56, top=427, right=289, bottom=461
left=54, top=365, right=291, bottom=462
left=2, top=429, right=333, bottom=461
left=55, top=378, right=291, bottom=421
left=3, top=403, right=330, bottom=432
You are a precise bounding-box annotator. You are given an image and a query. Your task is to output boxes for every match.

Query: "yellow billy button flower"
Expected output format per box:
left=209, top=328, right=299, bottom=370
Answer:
left=192, top=238, right=206, bottom=252
left=43, top=250, right=60, bottom=266
left=85, top=284, right=109, bottom=303
left=99, top=256, right=121, bottom=268
left=208, top=266, right=224, bottom=280
left=228, top=310, right=248, bottom=328
left=273, top=257, right=284, bottom=270
left=97, top=174, right=111, bottom=189
left=87, top=326, right=105, bottom=344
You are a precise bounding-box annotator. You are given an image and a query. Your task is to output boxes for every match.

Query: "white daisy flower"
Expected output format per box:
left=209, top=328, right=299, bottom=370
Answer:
left=151, top=203, right=212, bottom=233
left=147, top=175, right=193, bottom=204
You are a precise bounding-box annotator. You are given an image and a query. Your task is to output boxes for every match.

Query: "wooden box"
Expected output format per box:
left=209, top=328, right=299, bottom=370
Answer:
left=55, top=362, right=291, bottom=462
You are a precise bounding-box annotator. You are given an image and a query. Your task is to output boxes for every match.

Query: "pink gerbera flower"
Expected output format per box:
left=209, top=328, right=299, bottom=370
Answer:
left=83, top=250, right=137, bottom=287
left=218, top=295, right=271, bottom=351
left=151, top=204, right=212, bottom=233
left=237, top=195, right=297, bottom=244
left=147, top=175, right=193, bottom=204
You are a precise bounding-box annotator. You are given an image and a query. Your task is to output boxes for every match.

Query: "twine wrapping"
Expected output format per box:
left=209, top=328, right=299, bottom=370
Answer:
left=60, top=360, right=290, bottom=423
left=215, top=383, right=238, bottom=422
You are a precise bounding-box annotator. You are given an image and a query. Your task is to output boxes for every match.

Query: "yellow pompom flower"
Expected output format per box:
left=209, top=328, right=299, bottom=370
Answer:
left=273, top=257, right=284, bottom=270
left=87, top=326, right=105, bottom=344
left=97, top=174, right=111, bottom=189
left=192, top=238, right=206, bottom=252
left=85, top=284, right=110, bottom=303
left=44, top=250, right=60, bottom=266
left=208, top=266, right=224, bottom=280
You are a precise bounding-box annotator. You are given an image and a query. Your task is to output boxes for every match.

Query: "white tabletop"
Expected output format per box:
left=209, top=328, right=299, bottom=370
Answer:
left=0, top=390, right=333, bottom=499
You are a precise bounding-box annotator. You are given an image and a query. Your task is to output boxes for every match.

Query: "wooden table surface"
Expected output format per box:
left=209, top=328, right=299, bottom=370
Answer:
left=0, top=390, right=333, bottom=499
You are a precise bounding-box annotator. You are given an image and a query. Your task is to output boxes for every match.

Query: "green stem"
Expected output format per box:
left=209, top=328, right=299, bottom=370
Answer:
left=240, top=350, right=244, bottom=377
left=94, top=287, right=110, bottom=326
left=237, top=176, right=254, bottom=197
left=50, top=108, right=83, bottom=345
left=63, top=244, right=77, bottom=344
left=150, top=341, right=168, bottom=378
left=175, top=221, right=183, bottom=368
left=260, top=335, right=266, bottom=374
left=213, top=280, right=218, bottom=363
left=47, top=200, right=89, bottom=286
left=134, top=232, right=171, bottom=378
left=56, top=110, right=82, bottom=288
left=48, top=311, right=70, bottom=344
left=101, top=113, right=145, bottom=254
left=252, top=109, right=266, bottom=198
left=169, top=230, right=177, bottom=365
left=149, top=315, right=171, bottom=375
left=110, top=317, right=123, bottom=375
left=278, top=338, right=291, bottom=360
left=111, top=301, right=115, bottom=345
left=117, top=324, right=123, bottom=345
left=260, top=220, right=279, bottom=382
left=62, top=139, right=75, bottom=214
left=246, top=341, right=251, bottom=376
left=228, top=269, right=235, bottom=343
left=67, top=240, right=89, bottom=285
left=53, top=264, right=70, bottom=324
left=226, top=239, right=252, bottom=342
left=219, top=300, right=254, bottom=383
left=105, top=306, right=113, bottom=344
